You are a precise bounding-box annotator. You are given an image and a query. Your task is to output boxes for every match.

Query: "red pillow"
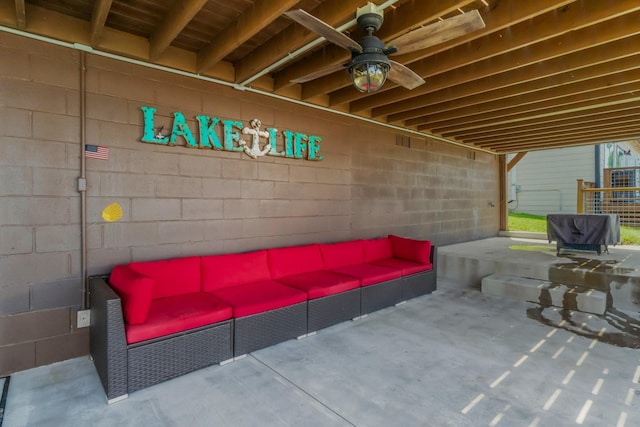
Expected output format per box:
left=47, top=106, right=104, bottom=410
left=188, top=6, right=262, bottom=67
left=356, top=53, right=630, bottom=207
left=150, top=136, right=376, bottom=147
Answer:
left=388, top=235, right=432, bottom=264
left=320, top=240, right=365, bottom=269
left=363, top=238, right=393, bottom=262
left=108, top=265, right=154, bottom=325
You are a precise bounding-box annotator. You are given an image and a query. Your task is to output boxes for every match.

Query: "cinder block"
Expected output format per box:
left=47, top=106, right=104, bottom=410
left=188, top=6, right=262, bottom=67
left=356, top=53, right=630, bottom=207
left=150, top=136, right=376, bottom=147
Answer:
left=30, top=279, right=82, bottom=311
left=30, top=53, right=79, bottom=89
left=0, top=341, right=35, bottom=376
left=158, top=220, right=205, bottom=244
left=223, top=200, right=260, bottom=219
left=99, top=173, right=156, bottom=197
left=0, top=252, right=71, bottom=284
left=35, top=328, right=89, bottom=367
left=156, top=175, right=202, bottom=198
left=179, top=155, right=222, bottom=178
left=0, top=283, right=30, bottom=315
left=202, top=178, right=241, bottom=199
left=257, top=162, right=289, bottom=182
left=182, top=199, right=223, bottom=220
left=35, top=225, right=80, bottom=253
left=103, top=222, right=158, bottom=248
left=0, top=107, right=31, bottom=138
left=0, top=226, right=33, bottom=255
left=241, top=180, right=274, bottom=199
left=0, top=166, right=31, bottom=196
left=130, top=151, right=179, bottom=175
left=289, top=165, right=317, bottom=183
left=0, top=80, right=66, bottom=113
left=131, top=198, right=180, bottom=221
left=0, top=308, right=70, bottom=345
left=32, top=112, right=80, bottom=143
left=203, top=219, right=244, bottom=240
left=222, top=159, right=257, bottom=179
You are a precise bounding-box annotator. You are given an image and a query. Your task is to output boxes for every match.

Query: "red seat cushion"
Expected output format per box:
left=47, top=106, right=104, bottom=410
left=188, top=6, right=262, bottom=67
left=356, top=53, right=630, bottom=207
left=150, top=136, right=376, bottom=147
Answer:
left=388, top=234, right=432, bottom=264
left=268, top=244, right=324, bottom=279
left=320, top=240, right=365, bottom=269
left=201, top=250, right=272, bottom=292
left=331, top=263, right=402, bottom=286
left=276, top=271, right=360, bottom=299
left=372, top=258, right=432, bottom=276
left=128, top=256, right=201, bottom=299
left=363, top=238, right=393, bottom=262
left=209, top=280, right=307, bottom=318
left=108, top=265, right=154, bottom=325
left=125, top=292, right=232, bottom=344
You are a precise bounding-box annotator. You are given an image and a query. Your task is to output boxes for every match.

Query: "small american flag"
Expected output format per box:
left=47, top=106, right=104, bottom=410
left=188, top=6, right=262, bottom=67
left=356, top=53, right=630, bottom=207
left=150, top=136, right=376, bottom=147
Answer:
left=85, top=144, right=109, bottom=160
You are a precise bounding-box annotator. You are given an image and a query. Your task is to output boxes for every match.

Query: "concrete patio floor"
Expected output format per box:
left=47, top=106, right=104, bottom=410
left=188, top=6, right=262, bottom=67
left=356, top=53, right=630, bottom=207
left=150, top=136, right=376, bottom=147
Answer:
left=3, top=239, right=640, bottom=427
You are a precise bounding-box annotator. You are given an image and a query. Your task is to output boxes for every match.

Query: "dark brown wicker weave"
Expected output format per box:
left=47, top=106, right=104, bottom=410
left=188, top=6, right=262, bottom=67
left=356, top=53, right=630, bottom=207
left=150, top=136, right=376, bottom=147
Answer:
left=89, top=277, right=233, bottom=402
left=89, top=276, right=128, bottom=402
left=361, top=278, right=404, bottom=314
left=307, top=288, right=361, bottom=333
left=401, top=246, right=438, bottom=300
left=233, top=302, right=307, bottom=357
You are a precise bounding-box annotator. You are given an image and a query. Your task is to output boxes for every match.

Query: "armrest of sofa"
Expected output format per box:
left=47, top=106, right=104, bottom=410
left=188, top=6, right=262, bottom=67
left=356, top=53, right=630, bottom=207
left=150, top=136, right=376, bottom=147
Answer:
left=89, top=275, right=128, bottom=402
left=430, top=245, right=438, bottom=276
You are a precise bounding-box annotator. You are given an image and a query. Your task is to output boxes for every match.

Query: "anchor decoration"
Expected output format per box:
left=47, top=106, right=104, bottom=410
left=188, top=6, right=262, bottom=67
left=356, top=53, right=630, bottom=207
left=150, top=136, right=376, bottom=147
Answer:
left=240, top=119, right=272, bottom=159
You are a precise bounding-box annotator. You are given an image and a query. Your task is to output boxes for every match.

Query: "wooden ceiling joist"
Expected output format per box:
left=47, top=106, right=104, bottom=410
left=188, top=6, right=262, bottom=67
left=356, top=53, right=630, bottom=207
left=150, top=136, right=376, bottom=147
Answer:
left=2, top=0, right=640, bottom=154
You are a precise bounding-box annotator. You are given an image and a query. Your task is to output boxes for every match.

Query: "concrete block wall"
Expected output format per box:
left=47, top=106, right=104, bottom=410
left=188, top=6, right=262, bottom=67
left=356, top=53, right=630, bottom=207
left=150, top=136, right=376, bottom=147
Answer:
left=0, top=31, right=499, bottom=374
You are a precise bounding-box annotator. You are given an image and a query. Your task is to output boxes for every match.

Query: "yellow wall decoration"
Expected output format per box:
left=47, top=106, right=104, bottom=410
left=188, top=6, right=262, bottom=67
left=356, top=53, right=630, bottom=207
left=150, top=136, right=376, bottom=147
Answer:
left=102, top=203, right=123, bottom=222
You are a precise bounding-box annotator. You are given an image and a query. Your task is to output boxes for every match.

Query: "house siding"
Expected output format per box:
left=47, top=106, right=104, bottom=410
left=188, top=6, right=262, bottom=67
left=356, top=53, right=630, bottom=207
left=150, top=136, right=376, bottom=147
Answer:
left=508, top=146, right=595, bottom=215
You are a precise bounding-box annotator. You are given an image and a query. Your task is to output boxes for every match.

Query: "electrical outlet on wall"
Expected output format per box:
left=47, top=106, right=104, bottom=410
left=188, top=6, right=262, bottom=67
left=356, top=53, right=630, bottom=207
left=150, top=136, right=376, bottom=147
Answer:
left=77, top=310, right=91, bottom=328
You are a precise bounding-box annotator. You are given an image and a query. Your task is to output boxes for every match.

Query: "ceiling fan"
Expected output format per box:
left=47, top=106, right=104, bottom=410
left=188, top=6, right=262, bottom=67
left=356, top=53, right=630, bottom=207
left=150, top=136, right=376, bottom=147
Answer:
left=284, top=3, right=485, bottom=93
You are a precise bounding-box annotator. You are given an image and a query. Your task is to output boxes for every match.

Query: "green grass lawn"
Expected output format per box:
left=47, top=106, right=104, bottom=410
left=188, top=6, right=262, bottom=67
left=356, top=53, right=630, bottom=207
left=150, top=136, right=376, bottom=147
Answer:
left=508, top=212, right=640, bottom=245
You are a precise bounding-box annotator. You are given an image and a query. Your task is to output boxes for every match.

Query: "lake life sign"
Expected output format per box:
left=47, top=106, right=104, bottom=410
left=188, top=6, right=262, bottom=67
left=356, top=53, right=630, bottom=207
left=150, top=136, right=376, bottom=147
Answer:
left=141, top=106, right=323, bottom=161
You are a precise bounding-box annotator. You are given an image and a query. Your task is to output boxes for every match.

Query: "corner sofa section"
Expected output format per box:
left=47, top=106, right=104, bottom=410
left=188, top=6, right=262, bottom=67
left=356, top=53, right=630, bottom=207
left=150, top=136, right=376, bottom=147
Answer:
left=90, top=235, right=437, bottom=402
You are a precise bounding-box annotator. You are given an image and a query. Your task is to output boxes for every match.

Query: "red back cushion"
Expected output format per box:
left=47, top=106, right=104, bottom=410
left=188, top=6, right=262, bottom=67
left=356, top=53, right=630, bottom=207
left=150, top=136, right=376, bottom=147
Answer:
left=363, top=238, right=393, bottom=262
left=268, top=244, right=324, bottom=279
left=320, top=240, right=365, bottom=269
left=201, top=250, right=272, bottom=291
left=388, top=234, right=432, bottom=264
left=108, top=265, right=154, bottom=325
left=128, top=256, right=201, bottom=299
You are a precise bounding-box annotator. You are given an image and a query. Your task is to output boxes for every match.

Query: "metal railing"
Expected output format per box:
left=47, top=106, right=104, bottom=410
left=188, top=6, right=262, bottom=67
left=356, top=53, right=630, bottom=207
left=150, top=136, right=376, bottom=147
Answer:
left=577, top=177, right=640, bottom=228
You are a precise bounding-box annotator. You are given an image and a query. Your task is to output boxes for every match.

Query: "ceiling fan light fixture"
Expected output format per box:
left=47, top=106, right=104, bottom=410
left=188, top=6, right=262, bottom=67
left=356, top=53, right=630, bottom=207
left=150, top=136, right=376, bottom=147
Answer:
left=350, top=60, right=389, bottom=93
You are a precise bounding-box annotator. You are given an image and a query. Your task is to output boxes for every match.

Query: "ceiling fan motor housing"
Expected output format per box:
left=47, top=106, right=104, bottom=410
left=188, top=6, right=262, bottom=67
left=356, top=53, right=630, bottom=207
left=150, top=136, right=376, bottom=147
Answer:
left=356, top=2, right=384, bottom=33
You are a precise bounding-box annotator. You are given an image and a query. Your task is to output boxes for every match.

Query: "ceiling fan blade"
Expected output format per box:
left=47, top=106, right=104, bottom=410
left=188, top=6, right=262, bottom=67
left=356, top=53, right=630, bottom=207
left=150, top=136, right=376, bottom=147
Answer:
left=388, top=60, right=425, bottom=90
left=290, top=62, right=347, bottom=84
left=284, top=9, right=362, bottom=52
left=387, top=10, right=485, bottom=55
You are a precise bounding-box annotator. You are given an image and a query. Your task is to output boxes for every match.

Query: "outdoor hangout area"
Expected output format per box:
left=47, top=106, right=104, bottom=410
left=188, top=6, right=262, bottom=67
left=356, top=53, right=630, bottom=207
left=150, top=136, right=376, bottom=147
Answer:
left=2, top=1, right=640, bottom=426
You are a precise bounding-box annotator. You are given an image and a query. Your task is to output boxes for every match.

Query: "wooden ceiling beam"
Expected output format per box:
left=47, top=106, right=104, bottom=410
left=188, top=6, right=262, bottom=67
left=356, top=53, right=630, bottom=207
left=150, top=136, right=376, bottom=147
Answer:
left=233, top=0, right=363, bottom=84
left=274, top=0, right=474, bottom=93
left=416, top=75, right=640, bottom=131
left=461, top=108, right=640, bottom=144
left=438, top=98, right=640, bottom=138
left=484, top=129, right=640, bottom=153
left=197, top=0, right=299, bottom=73
left=351, top=6, right=640, bottom=114
left=371, top=29, right=640, bottom=120
left=89, top=0, right=113, bottom=47
left=394, top=54, right=640, bottom=125
left=14, top=0, right=25, bottom=28
left=473, top=118, right=640, bottom=148
left=150, top=0, right=207, bottom=61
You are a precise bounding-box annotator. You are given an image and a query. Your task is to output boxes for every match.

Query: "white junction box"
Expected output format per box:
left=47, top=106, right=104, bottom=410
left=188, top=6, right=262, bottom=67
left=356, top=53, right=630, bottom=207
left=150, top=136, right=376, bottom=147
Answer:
left=77, top=310, right=91, bottom=328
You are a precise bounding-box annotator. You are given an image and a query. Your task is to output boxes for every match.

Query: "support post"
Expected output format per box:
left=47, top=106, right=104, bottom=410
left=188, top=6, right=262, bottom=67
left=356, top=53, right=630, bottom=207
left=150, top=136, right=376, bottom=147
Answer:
left=576, top=179, right=584, bottom=214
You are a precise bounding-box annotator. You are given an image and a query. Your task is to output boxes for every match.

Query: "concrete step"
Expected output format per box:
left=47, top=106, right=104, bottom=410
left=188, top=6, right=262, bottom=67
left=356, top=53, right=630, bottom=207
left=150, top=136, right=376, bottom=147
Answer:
left=481, top=273, right=608, bottom=315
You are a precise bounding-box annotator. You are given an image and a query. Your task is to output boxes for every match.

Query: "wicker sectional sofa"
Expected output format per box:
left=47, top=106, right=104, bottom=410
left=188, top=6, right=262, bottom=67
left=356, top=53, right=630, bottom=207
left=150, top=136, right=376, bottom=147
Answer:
left=89, top=235, right=437, bottom=403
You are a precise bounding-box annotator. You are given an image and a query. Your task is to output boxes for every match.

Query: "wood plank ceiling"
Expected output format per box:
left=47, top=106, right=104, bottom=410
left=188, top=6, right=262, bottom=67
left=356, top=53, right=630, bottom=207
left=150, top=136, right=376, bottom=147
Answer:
left=2, top=0, right=640, bottom=154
